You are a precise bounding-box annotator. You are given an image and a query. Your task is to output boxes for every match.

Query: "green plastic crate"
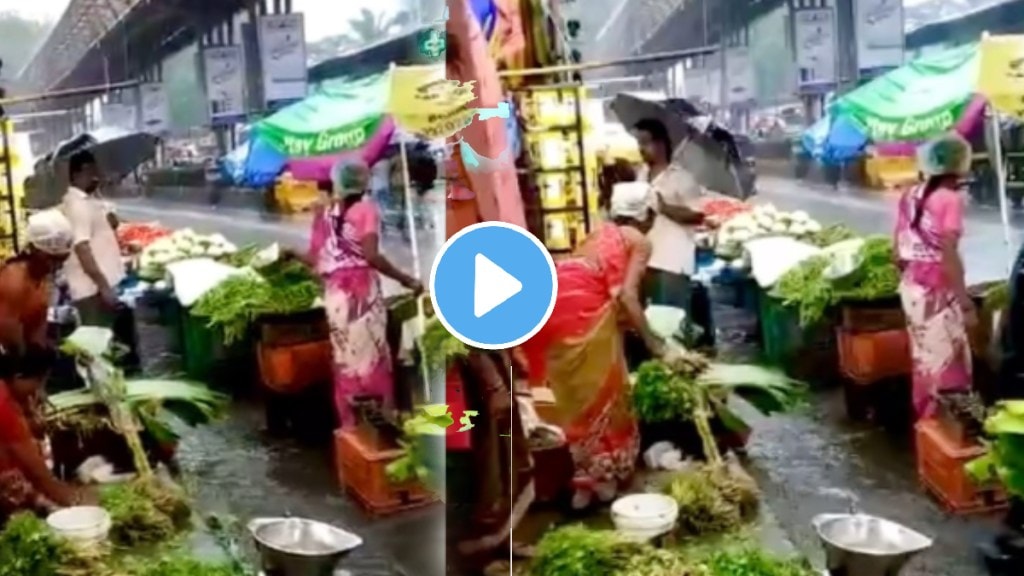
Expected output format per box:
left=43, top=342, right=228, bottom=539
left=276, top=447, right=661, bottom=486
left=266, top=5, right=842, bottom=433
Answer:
left=759, top=293, right=838, bottom=382
left=180, top=311, right=223, bottom=381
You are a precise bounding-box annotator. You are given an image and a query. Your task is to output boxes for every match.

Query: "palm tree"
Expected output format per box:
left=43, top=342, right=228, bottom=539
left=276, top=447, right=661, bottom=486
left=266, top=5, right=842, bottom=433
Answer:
left=342, top=8, right=413, bottom=46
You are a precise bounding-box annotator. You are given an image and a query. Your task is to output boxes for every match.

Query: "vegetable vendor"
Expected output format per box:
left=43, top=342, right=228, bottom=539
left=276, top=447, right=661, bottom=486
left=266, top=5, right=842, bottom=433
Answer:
left=0, top=346, right=96, bottom=521
left=61, top=150, right=139, bottom=368
left=520, top=181, right=669, bottom=510
left=633, top=118, right=706, bottom=314
left=294, top=159, right=423, bottom=428
left=0, top=209, right=74, bottom=355
left=894, top=133, right=975, bottom=419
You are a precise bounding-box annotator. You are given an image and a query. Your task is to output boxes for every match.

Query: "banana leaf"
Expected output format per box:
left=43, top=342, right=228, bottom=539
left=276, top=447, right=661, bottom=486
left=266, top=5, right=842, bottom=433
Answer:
left=697, top=363, right=806, bottom=415
left=48, top=378, right=228, bottom=443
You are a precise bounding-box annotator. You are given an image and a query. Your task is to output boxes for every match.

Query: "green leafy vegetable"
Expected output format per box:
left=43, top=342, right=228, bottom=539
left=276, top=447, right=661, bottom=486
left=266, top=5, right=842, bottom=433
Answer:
left=419, top=317, right=468, bottom=370
left=530, top=525, right=695, bottom=576
left=632, top=360, right=698, bottom=423
left=386, top=405, right=452, bottom=484
left=100, top=477, right=191, bottom=547
left=663, top=462, right=760, bottom=536
left=191, top=260, right=322, bottom=344
left=967, top=400, right=1024, bottom=498
left=807, top=223, right=859, bottom=248
left=772, top=235, right=899, bottom=326
left=705, top=547, right=817, bottom=576
left=133, top=556, right=241, bottom=576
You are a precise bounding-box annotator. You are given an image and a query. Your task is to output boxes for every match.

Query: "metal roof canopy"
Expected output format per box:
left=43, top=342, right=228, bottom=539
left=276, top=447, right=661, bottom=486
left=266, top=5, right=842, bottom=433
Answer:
left=640, top=0, right=783, bottom=56
left=19, top=0, right=248, bottom=111
left=905, top=0, right=1024, bottom=49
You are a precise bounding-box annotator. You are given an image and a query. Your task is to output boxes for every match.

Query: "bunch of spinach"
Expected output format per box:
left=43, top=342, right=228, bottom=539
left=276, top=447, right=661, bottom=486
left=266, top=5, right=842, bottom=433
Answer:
left=631, top=360, right=698, bottom=423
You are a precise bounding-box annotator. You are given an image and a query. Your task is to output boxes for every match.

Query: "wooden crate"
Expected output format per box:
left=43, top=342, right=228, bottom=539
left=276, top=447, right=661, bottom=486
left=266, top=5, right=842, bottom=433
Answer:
left=333, top=429, right=436, bottom=516
left=915, top=419, right=1007, bottom=514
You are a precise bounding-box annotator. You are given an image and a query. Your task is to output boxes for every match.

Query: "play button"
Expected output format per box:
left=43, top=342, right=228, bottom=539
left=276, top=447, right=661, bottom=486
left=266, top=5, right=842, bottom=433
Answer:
left=474, top=254, right=522, bottom=317
left=430, top=222, right=557, bottom=350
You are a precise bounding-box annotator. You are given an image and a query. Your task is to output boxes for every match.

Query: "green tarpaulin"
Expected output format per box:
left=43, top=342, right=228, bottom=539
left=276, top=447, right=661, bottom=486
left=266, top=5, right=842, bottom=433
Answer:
left=254, top=74, right=389, bottom=157
left=830, top=44, right=979, bottom=142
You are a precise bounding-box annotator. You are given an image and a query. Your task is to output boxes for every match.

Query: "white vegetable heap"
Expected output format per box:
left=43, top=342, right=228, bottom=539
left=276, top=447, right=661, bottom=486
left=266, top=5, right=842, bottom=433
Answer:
left=138, top=228, right=238, bottom=279
left=714, top=204, right=821, bottom=260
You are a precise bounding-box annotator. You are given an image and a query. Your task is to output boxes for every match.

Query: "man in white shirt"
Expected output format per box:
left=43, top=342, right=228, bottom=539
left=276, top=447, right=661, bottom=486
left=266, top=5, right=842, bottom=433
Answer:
left=633, top=119, right=705, bottom=312
left=62, top=150, right=126, bottom=330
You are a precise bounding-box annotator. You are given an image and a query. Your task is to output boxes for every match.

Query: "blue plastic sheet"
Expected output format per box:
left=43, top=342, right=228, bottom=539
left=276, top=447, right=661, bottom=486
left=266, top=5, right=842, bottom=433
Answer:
left=220, top=137, right=287, bottom=187
left=800, top=115, right=868, bottom=164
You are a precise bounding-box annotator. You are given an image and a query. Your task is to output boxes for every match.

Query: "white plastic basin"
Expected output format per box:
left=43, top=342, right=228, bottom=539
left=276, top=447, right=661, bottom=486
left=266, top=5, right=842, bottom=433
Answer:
left=611, top=493, right=679, bottom=541
left=47, top=506, right=111, bottom=547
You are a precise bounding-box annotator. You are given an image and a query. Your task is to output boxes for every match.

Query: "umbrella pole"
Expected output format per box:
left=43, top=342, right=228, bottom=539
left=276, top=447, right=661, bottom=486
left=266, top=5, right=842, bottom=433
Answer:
left=393, top=63, right=430, bottom=402
left=987, top=107, right=1013, bottom=270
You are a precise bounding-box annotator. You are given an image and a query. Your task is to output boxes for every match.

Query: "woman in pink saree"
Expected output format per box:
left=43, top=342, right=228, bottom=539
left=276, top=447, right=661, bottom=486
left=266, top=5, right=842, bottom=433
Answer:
left=894, top=133, right=976, bottom=419
left=306, top=160, right=423, bottom=427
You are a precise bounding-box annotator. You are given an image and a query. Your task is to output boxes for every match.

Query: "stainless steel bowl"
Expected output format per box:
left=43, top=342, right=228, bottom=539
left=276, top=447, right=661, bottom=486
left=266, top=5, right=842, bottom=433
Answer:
left=812, top=513, right=933, bottom=576
left=249, top=517, right=363, bottom=576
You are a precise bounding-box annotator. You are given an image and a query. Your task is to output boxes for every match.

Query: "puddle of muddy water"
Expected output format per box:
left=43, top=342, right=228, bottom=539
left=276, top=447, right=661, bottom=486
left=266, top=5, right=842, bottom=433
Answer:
left=711, top=302, right=997, bottom=576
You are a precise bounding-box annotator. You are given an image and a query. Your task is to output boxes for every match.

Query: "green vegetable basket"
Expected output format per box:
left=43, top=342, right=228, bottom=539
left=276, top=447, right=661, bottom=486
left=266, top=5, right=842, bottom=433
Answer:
left=759, top=293, right=838, bottom=383
left=180, top=310, right=254, bottom=388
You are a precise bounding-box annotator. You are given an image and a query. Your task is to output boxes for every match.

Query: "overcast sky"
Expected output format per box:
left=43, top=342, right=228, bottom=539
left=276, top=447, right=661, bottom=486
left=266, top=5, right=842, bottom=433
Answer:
left=0, top=0, right=408, bottom=41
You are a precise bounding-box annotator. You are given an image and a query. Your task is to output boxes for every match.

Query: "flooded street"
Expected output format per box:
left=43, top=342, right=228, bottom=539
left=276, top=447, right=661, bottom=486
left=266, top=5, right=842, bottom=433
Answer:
left=117, top=179, right=1010, bottom=574
left=124, top=198, right=445, bottom=575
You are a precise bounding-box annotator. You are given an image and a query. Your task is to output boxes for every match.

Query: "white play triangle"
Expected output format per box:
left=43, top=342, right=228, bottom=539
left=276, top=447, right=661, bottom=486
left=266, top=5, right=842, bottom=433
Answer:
left=473, top=253, right=523, bottom=318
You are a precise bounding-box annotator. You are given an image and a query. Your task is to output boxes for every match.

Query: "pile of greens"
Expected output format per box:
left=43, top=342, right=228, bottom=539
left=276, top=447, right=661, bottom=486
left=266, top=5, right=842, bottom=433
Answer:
left=663, top=462, right=760, bottom=536
left=530, top=524, right=817, bottom=576
left=772, top=236, right=900, bottom=326
left=807, top=223, right=858, bottom=248
left=704, top=548, right=817, bottom=576
left=632, top=354, right=804, bottom=463
left=191, top=260, right=322, bottom=344
left=100, top=477, right=192, bottom=547
left=530, top=525, right=695, bottom=576
left=631, top=359, right=699, bottom=423
left=0, top=513, right=103, bottom=576
left=130, top=556, right=241, bottom=576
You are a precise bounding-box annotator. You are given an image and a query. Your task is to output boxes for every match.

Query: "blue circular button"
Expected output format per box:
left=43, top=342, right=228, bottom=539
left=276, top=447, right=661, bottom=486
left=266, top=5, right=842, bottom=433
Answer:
left=429, top=222, right=557, bottom=350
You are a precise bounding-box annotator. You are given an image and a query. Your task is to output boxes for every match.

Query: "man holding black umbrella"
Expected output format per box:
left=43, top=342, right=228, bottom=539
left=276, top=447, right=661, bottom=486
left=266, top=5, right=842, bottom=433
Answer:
left=634, top=118, right=706, bottom=313
left=61, top=150, right=138, bottom=368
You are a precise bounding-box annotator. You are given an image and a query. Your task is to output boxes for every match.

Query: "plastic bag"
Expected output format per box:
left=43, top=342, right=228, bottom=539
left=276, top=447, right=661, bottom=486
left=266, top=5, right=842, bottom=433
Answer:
left=645, top=305, right=687, bottom=340
left=166, top=258, right=249, bottom=307
left=822, top=238, right=866, bottom=281
left=745, top=236, right=822, bottom=288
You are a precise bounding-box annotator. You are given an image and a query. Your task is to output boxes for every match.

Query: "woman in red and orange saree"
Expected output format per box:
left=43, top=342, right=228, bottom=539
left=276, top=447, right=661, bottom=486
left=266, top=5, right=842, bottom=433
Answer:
left=521, top=183, right=667, bottom=509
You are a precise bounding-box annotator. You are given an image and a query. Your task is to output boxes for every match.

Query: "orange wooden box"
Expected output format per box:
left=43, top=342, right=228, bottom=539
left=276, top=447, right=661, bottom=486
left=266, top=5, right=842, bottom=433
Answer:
left=837, top=328, right=911, bottom=386
left=915, top=419, right=1007, bottom=514
left=333, top=429, right=436, bottom=516
left=257, top=340, right=332, bottom=394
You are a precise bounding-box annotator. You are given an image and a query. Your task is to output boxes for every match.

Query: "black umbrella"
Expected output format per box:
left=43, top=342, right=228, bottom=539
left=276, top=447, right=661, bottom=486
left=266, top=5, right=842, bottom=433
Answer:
left=49, top=127, right=158, bottom=179
left=611, top=93, right=752, bottom=199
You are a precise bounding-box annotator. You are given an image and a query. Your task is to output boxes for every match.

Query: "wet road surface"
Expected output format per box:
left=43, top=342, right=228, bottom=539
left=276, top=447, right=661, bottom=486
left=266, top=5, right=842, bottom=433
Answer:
left=118, top=180, right=1008, bottom=575
left=125, top=199, right=445, bottom=575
